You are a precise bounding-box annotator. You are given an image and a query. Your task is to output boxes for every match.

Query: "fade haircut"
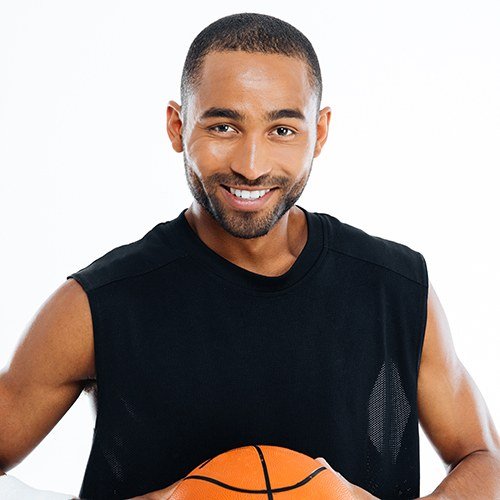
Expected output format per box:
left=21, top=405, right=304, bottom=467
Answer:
left=180, top=13, right=323, bottom=120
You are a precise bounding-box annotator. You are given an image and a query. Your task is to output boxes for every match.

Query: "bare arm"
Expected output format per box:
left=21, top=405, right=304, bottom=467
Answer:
left=416, top=280, right=500, bottom=499
left=0, top=278, right=95, bottom=472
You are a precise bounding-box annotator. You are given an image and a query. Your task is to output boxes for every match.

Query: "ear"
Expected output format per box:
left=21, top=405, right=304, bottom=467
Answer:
left=166, top=100, right=184, bottom=153
left=313, top=106, right=332, bottom=158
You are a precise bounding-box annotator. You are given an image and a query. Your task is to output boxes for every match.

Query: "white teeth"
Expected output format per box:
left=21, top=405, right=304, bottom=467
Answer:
left=229, top=187, right=270, bottom=199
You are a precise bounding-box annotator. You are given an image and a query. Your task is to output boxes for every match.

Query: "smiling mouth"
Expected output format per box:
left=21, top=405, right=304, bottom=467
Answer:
left=221, top=185, right=278, bottom=191
left=220, top=184, right=279, bottom=204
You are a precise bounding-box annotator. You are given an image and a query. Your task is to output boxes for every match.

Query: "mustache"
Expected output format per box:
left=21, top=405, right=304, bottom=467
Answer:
left=208, top=172, right=287, bottom=188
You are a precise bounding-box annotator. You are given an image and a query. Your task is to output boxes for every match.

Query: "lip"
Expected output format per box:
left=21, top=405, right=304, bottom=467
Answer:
left=223, top=185, right=277, bottom=191
left=220, top=185, right=277, bottom=211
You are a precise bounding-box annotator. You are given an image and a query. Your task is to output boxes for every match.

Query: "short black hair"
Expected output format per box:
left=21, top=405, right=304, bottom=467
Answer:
left=180, top=13, right=322, bottom=117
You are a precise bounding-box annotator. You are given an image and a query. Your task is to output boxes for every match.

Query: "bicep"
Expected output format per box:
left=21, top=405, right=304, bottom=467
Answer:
left=0, top=278, right=95, bottom=470
left=417, top=280, right=500, bottom=471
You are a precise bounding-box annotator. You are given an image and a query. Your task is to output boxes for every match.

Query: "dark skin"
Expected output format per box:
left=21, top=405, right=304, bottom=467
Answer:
left=0, top=50, right=499, bottom=499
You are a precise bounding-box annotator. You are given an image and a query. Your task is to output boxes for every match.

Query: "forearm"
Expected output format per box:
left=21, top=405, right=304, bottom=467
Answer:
left=419, top=449, right=500, bottom=500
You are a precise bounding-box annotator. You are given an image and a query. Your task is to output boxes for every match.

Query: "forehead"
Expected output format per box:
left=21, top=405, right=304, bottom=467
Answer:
left=190, top=51, right=315, bottom=119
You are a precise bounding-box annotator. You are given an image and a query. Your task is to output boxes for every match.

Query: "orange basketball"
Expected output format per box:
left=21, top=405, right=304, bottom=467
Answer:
left=168, top=444, right=353, bottom=499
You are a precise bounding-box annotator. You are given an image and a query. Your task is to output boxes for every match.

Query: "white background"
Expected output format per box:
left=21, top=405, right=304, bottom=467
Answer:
left=1, top=1, right=499, bottom=497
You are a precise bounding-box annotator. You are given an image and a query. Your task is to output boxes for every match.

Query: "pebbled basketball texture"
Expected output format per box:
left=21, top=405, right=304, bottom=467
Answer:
left=168, top=444, right=354, bottom=499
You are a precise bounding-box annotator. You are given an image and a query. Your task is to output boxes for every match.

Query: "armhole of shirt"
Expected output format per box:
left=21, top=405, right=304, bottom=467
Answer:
left=415, top=251, right=429, bottom=377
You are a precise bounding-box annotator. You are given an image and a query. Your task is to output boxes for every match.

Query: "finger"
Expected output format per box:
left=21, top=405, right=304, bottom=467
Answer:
left=315, top=458, right=348, bottom=482
left=315, top=457, right=333, bottom=470
left=164, top=479, right=183, bottom=499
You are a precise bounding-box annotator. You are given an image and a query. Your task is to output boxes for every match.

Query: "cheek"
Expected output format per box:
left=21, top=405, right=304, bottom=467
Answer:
left=188, top=137, right=232, bottom=169
left=274, top=138, right=315, bottom=169
left=303, top=131, right=318, bottom=156
left=187, top=133, right=315, bottom=173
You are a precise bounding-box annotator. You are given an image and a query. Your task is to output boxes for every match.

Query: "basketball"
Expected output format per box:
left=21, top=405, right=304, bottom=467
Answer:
left=168, top=444, right=354, bottom=499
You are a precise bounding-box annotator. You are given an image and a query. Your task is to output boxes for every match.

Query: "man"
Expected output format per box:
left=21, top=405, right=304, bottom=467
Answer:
left=1, top=12, right=499, bottom=500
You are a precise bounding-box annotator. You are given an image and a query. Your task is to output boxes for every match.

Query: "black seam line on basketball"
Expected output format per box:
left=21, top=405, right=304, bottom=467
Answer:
left=181, top=467, right=327, bottom=493
left=254, top=445, right=273, bottom=500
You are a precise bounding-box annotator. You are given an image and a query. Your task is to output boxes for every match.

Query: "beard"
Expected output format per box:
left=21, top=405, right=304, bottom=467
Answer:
left=182, top=152, right=313, bottom=240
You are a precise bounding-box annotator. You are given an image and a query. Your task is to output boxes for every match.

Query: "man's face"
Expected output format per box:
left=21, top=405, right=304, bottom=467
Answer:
left=169, top=50, right=330, bottom=239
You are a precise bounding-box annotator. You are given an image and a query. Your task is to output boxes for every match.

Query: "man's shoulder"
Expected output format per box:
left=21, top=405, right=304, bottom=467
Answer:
left=66, top=218, right=186, bottom=292
left=316, top=211, right=427, bottom=286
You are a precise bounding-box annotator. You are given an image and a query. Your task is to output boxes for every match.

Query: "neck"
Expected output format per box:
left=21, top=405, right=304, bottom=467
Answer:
left=183, top=202, right=308, bottom=277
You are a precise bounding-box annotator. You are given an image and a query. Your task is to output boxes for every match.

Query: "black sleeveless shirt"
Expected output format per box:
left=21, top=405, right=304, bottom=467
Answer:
left=67, top=206, right=428, bottom=499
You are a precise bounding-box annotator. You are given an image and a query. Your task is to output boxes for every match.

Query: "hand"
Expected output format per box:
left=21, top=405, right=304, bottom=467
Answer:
left=315, top=457, right=379, bottom=499
left=125, top=478, right=183, bottom=500
left=127, top=459, right=378, bottom=500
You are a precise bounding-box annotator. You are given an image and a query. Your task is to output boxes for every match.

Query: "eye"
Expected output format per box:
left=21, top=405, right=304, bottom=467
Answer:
left=273, top=127, right=295, bottom=137
left=208, top=124, right=236, bottom=134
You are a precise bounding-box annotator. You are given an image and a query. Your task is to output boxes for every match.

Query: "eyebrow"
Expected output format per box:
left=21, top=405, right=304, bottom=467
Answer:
left=199, top=107, right=306, bottom=122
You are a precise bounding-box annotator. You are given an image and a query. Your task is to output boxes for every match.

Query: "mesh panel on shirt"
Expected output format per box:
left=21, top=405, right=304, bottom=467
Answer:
left=368, top=358, right=411, bottom=465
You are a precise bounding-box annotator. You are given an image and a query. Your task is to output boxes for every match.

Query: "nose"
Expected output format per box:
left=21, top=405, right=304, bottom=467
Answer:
left=230, top=132, right=272, bottom=181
